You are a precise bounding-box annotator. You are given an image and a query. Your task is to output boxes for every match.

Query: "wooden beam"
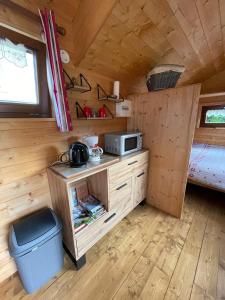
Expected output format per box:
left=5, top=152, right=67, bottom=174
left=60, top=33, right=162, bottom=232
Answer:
left=0, top=0, right=66, bottom=36
left=72, top=0, right=118, bottom=66
left=199, top=92, right=225, bottom=98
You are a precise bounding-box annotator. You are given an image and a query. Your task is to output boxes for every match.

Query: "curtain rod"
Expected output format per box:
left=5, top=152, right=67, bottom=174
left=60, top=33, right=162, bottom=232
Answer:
left=0, top=0, right=66, bottom=36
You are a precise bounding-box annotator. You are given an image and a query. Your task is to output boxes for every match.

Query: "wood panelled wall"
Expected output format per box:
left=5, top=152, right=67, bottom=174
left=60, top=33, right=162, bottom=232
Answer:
left=128, top=85, right=200, bottom=218
left=0, top=4, right=127, bottom=282
left=194, top=95, right=225, bottom=146
left=201, top=69, right=225, bottom=94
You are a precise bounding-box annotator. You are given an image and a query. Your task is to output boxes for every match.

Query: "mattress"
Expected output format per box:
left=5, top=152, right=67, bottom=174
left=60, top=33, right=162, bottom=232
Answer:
left=188, top=143, right=225, bottom=191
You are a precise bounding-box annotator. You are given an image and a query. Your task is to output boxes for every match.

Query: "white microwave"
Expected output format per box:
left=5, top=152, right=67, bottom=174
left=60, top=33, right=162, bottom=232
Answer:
left=104, top=132, right=142, bottom=156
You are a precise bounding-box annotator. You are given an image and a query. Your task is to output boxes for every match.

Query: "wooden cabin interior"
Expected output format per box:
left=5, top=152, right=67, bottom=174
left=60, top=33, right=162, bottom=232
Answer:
left=0, top=1, right=225, bottom=299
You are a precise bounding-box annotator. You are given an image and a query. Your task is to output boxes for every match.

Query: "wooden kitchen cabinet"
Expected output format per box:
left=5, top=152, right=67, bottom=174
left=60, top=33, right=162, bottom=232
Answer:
left=108, top=151, right=149, bottom=209
left=47, top=150, right=149, bottom=268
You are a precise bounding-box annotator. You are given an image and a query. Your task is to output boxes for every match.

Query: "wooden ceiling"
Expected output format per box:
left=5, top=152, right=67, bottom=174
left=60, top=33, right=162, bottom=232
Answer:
left=5, top=0, right=225, bottom=91
left=77, top=0, right=225, bottom=91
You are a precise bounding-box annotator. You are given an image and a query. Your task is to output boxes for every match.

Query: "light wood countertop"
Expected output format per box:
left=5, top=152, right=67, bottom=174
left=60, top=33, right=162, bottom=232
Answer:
left=50, top=150, right=148, bottom=181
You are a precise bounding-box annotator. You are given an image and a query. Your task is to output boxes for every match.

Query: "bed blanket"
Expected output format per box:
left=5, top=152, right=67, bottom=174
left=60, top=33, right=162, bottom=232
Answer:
left=188, top=143, right=225, bottom=191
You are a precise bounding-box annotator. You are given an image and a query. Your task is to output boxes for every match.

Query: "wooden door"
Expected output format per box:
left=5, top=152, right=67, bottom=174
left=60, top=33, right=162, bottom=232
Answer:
left=128, top=84, right=200, bottom=218
left=133, top=166, right=148, bottom=207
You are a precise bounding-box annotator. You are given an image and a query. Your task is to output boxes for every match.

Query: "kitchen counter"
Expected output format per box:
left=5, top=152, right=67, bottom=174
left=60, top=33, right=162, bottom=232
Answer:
left=50, top=154, right=119, bottom=180
left=50, top=150, right=148, bottom=181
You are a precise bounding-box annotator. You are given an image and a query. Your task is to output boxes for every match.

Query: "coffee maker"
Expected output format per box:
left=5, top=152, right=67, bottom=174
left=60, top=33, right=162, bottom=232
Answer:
left=82, top=136, right=103, bottom=162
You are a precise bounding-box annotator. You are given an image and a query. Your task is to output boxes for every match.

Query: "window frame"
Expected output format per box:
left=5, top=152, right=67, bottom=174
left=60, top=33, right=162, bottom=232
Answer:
left=200, top=104, right=225, bottom=128
left=0, top=26, right=50, bottom=118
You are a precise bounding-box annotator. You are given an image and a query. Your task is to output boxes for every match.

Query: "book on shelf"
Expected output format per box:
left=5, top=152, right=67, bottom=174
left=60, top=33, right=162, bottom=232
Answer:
left=75, top=180, right=89, bottom=200
left=80, top=195, right=104, bottom=214
left=71, top=187, right=78, bottom=207
left=72, top=205, right=87, bottom=219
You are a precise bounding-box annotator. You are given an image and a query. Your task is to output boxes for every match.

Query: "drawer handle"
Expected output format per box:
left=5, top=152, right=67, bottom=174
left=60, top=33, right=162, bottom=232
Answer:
left=128, top=160, right=138, bottom=166
left=116, top=183, right=127, bottom=190
left=137, top=172, right=145, bottom=178
left=104, top=213, right=116, bottom=223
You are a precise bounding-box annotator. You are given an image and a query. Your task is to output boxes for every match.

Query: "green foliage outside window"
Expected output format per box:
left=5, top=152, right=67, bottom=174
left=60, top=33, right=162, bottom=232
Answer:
left=206, top=109, right=225, bottom=123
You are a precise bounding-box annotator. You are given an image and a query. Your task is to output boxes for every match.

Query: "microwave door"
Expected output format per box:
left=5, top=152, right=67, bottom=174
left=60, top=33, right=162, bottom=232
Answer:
left=122, top=135, right=138, bottom=155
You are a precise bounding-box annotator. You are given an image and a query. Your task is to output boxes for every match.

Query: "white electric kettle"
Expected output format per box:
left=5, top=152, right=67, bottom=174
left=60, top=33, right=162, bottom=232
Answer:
left=82, top=136, right=103, bottom=162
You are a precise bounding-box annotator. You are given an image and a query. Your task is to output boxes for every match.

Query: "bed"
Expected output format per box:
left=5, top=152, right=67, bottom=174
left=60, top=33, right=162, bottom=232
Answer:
left=188, top=143, right=225, bottom=192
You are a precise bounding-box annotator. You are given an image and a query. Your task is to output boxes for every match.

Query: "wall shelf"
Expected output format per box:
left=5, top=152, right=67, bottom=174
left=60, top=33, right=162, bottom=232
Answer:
left=64, top=70, right=92, bottom=93
left=97, top=84, right=124, bottom=103
left=69, top=85, right=91, bottom=93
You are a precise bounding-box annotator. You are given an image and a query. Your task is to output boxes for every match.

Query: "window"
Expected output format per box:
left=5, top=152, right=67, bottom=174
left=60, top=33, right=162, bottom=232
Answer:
left=200, top=105, right=225, bottom=127
left=0, top=26, right=50, bottom=117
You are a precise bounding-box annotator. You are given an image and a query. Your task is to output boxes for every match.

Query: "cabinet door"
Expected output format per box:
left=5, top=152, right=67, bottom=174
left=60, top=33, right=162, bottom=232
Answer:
left=109, top=177, right=133, bottom=211
left=133, top=167, right=148, bottom=207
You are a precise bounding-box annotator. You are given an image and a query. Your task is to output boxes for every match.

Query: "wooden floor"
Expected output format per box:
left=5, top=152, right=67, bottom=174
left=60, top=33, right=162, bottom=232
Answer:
left=1, top=184, right=225, bottom=300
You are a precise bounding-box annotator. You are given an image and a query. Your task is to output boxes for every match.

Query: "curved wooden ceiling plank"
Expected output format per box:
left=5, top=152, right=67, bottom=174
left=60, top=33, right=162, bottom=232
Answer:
left=105, top=13, right=162, bottom=64
left=81, top=42, right=154, bottom=82
left=166, top=0, right=216, bottom=73
left=72, top=0, right=118, bottom=66
left=81, top=2, right=205, bottom=85
left=113, top=1, right=171, bottom=57
left=80, top=30, right=150, bottom=77
left=136, top=0, right=203, bottom=71
left=134, top=0, right=217, bottom=85
left=196, top=0, right=225, bottom=71
left=80, top=13, right=160, bottom=79
left=113, top=0, right=196, bottom=78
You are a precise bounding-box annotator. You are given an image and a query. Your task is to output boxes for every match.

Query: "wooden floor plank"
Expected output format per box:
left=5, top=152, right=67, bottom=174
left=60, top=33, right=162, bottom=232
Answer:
left=190, top=193, right=225, bottom=300
left=217, top=231, right=225, bottom=300
left=113, top=195, right=196, bottom=299
left=140, top=266, right=169, bottom=300
left=164, top=199, right=209, bottom=300
left=52, top=209, right=165, bottom=300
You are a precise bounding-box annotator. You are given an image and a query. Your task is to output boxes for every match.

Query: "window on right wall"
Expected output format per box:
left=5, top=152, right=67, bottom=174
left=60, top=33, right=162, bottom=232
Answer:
left=200, top=105, right=225, bottom=128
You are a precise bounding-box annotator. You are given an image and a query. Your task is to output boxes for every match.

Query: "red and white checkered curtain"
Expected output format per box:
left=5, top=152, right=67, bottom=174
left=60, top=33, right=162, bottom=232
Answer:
left=39, top=9, right=72, bottom=132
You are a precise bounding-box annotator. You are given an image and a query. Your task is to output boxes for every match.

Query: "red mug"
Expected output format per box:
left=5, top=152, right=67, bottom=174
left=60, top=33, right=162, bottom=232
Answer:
left=98, top=107, right=106, bottom=118
left=83, top=105, right=92, bottom=118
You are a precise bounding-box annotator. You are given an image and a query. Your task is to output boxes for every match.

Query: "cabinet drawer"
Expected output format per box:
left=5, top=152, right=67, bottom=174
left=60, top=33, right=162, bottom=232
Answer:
left=75, top=204, right=132, bottom=258
left=108, top=151, right=148, bottom=185
left=109, top=177, right=132, bottom=211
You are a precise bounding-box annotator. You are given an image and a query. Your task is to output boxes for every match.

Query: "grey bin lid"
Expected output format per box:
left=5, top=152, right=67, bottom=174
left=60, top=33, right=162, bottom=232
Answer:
left=9, top=208, right=62, bottom=258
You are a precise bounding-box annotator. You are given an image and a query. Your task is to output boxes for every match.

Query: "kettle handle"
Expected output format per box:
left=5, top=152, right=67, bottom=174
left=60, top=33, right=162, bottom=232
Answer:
left=59, top=151, right=70, bottom=163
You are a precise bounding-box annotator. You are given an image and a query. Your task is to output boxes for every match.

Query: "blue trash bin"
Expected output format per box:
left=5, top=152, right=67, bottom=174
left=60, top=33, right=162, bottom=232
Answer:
left=9, top=208, right=64, bottom=293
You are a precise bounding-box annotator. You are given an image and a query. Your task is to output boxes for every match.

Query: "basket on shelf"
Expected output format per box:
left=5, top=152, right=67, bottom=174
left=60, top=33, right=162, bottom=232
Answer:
left=146, top=64, right=185, bottom=92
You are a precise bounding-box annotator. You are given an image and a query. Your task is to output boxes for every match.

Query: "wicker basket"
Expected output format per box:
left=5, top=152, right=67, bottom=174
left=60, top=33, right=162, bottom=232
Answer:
left=146, top=64, right=185, bottom=92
